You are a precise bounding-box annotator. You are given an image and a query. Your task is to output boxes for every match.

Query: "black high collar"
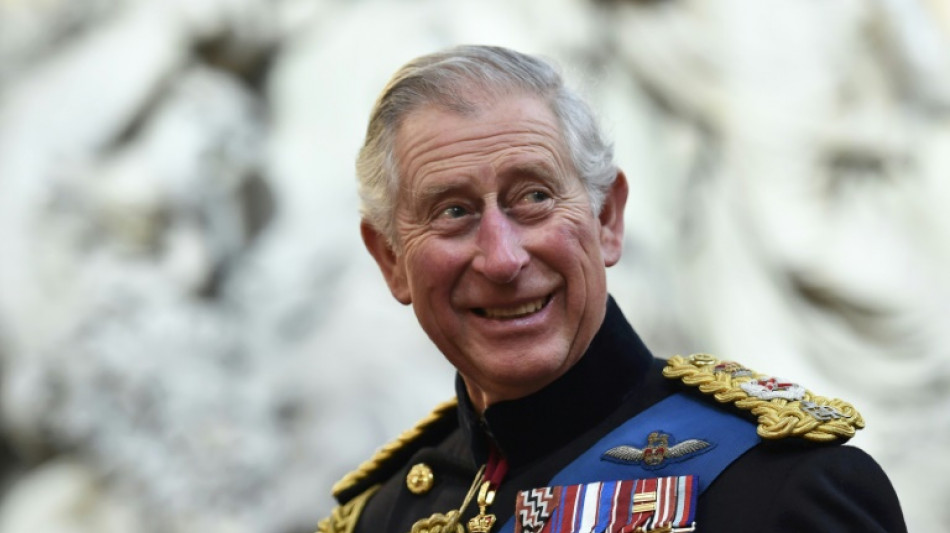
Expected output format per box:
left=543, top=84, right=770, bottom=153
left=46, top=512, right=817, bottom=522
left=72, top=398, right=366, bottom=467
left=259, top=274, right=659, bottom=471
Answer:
left=455, top=296, right=654, bottom=470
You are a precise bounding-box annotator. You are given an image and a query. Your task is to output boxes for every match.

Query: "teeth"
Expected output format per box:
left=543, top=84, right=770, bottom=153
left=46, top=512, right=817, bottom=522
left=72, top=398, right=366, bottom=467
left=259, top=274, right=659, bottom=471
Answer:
left=481, top=297, right=547, bottom=319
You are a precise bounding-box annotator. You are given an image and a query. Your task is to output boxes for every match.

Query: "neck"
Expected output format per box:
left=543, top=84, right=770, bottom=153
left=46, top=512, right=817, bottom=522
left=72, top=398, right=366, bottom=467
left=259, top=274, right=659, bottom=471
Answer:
left=455, top=296, right=655, bottom=467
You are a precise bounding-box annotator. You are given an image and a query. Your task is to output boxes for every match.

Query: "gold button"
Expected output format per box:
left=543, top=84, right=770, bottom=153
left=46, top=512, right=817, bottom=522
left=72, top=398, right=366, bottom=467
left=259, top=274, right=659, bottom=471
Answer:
left=689, top=353, right=718, bottom=366
left=406, top=463, right=434, bottom=495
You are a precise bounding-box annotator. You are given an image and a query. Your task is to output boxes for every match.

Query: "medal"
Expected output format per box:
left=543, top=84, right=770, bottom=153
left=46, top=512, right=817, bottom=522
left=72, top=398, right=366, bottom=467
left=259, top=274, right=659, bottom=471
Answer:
left=407, top=465, right=484, bottom=533
left=467, top=480, right=497, bottom=532
left=406, top=445, right=509, bottom=533
left=467, top=446, right=508, bottom=532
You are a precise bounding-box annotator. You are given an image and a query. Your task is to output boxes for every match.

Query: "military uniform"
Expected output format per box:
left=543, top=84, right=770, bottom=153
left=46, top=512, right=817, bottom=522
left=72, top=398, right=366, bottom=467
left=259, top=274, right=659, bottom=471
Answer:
left=320, top=298, right=906, bottom=533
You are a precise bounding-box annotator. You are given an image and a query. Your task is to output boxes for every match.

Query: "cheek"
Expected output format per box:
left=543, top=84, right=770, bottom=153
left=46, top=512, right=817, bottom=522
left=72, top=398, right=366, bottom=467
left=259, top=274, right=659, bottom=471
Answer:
left=404, top=241, right=469, bottom=296
left=551, top=218, right=603, bottom=268
left=548, top=221, right=608, bottom=306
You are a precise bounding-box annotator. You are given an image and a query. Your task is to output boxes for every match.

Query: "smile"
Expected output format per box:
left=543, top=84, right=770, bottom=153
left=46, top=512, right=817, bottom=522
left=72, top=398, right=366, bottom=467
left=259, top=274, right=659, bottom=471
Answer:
left=473, top=295, right=552, bottom=320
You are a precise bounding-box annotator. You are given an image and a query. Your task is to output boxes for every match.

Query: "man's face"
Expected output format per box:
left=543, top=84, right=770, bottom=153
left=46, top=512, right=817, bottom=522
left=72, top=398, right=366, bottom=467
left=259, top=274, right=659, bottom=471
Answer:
left=363, top=94, right=627, bottom=410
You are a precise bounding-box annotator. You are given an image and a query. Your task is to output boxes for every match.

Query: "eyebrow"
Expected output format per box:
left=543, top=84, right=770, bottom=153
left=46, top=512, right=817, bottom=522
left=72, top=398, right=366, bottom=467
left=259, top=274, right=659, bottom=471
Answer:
left=497, top=160, right=559, bottom=184
left=408, top=178, right=476, bottom=212
left=405, top=157, right=562, bottom=213
left=412, top=176, right=469, bottom=198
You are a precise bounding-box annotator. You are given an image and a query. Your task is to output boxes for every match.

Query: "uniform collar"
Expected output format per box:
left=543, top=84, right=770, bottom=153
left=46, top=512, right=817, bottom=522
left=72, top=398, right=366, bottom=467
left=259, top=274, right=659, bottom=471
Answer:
left=455, top=296, right=654, bottom=470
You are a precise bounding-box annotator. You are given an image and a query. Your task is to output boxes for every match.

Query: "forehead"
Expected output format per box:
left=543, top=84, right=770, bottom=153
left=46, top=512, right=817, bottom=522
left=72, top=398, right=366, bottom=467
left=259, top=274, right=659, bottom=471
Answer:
left=393, top=95, right=569, bottom=189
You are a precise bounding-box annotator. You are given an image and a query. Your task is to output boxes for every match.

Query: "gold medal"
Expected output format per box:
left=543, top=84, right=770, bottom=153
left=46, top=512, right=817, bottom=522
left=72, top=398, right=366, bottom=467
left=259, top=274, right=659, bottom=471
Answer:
left=466, top=481, right=497, bottom=533
left=407, top=448, right=508, bottom=533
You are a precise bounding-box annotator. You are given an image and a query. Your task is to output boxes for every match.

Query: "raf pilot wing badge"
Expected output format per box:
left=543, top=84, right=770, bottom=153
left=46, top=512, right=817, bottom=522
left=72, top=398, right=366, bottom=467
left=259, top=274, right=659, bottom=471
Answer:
left=602, top=431, right=713, bottom=468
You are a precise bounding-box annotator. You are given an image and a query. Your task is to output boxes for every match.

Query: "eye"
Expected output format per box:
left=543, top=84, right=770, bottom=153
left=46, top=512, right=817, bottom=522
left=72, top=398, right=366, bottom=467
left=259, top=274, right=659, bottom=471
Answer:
left=439, top=205, right=470, bottom=219
left=521, top=190, right=551, bottom=204
left=506, top=187, right=555, bottom=223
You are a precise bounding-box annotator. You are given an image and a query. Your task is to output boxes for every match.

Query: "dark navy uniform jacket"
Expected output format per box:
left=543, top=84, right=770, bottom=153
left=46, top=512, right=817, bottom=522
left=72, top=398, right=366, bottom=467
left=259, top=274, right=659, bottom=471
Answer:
left=328, top=298, right=907, bottom=533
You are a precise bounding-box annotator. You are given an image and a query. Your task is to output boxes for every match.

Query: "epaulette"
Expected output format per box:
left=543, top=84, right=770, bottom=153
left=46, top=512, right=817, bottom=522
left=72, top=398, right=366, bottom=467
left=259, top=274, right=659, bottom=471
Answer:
left=663, top=354, right=864, bottom=443
left=331, top=399, right=459, bottom=504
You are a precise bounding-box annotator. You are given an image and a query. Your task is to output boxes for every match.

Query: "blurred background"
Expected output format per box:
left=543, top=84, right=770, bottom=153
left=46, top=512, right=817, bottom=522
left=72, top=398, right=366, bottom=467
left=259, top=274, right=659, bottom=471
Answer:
left=1, top=0, right=948, bottom=531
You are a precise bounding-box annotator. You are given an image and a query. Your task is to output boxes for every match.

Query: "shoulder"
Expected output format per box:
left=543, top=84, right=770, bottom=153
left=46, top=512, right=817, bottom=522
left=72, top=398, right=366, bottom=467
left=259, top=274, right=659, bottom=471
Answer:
left=330, top=399, right=459, bottom=505
left=705, top=444, right=907, bottom=532
left=663, top=353, right=864, bottom=443
left=662, top=354, right=906, bottom=531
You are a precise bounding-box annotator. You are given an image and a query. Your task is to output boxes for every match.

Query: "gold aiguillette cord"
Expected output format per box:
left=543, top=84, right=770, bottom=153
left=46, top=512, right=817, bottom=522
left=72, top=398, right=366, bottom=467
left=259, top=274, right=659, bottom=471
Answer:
left=407, top=465, right=485, bottom=533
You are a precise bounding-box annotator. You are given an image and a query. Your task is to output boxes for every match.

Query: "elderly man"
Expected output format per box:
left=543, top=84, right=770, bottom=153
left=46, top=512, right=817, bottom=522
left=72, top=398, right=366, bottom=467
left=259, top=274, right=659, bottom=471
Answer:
left=319, top=45, right=906, bottom=533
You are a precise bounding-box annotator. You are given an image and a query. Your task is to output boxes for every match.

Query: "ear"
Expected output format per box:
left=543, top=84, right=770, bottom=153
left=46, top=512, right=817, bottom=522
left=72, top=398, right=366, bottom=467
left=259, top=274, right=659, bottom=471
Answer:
left=361, top=221, right=412, bottom=305
left=598, top=170, right=628, bottom=267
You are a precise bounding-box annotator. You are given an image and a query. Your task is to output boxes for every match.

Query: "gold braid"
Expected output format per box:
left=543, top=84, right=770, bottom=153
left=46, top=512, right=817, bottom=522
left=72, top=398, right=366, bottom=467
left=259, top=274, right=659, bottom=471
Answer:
left=317, top=485, right=380, bottom=533
left=407, top=511, right=465, bottom=533
left=332, top=399, right=458, bottom=498
left=663, top=354, right=864, bottom=442
left=319, top=400, right=469, bottom=533
left=407, top=465, right=485, bottom=533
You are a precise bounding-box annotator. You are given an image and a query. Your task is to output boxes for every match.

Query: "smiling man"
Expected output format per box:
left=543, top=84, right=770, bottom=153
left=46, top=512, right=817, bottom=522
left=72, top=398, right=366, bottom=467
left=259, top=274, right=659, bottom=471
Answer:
left=319, top=45, right=906, bottom=533
left=367, top=91, right=623, bottom=412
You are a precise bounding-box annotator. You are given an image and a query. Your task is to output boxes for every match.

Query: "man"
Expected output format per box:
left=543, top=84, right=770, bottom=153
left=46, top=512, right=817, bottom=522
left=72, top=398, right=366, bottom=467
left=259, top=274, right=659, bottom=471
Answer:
left=319, top=45, right=906, bottom=533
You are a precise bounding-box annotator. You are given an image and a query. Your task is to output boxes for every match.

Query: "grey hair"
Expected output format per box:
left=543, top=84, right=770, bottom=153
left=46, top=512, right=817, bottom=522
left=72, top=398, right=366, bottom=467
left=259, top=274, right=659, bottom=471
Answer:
left=356, top=45, right=616, bottom=245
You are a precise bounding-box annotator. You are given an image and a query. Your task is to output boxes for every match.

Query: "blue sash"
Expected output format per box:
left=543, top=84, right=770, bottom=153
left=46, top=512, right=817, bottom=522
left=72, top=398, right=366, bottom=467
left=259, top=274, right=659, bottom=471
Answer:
left=498, top=393, right=760, bottom=532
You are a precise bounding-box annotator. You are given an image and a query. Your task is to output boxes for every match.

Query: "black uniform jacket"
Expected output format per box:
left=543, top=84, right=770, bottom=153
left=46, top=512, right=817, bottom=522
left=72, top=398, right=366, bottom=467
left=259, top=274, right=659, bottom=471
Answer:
left=329, top=298, right=907, bottom=533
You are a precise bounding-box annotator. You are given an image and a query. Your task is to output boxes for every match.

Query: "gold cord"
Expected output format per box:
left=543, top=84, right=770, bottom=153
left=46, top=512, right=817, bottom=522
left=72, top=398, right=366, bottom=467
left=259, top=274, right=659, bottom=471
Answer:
left=332, top=399, right=458, bottom=498
left=663, top=354, right=864, bottom=442
left=408, top=465, right=486, bottom=533
left=317, top=484, right=381, bottom=533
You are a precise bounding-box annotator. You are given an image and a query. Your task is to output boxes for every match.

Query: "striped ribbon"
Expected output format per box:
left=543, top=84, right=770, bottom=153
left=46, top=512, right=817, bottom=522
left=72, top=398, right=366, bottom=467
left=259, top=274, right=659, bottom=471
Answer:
left=514, top=475, right=696, bottom=533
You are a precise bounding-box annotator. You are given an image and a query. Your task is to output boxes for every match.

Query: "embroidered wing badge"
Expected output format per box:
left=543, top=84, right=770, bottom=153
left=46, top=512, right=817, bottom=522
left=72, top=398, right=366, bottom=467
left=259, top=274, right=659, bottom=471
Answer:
left=663, top=354, right=864, bottom=442
left=602, top=431, right=712, bottom=468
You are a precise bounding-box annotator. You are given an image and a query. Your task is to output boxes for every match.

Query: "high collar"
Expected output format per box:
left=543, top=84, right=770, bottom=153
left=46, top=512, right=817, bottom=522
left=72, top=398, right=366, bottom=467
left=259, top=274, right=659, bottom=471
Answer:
left=455, top=296, right=654, bottom=469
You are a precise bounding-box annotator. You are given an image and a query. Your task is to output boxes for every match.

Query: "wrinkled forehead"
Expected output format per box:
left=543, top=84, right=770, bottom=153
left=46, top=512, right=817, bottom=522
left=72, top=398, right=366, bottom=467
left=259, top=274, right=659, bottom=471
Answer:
left=392, top=94, right=570, bottom=187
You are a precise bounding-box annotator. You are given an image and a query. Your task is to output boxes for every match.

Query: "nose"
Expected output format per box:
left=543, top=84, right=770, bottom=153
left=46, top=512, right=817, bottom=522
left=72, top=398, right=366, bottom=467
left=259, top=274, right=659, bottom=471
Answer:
left=472, top=205, right=529, bottom=284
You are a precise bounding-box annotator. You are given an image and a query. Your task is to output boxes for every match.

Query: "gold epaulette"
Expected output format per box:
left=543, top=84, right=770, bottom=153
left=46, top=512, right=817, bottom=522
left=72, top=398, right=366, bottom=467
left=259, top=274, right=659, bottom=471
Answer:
left=331, top=399, right=459, bottom=502
left=663, top=354, right=864, bottom=443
